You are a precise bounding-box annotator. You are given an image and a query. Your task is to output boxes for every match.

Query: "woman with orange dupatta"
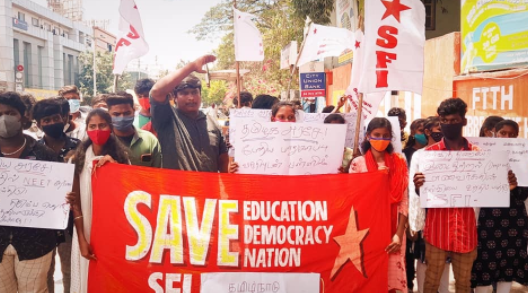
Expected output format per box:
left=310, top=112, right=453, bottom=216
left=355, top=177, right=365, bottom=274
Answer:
left=350, top=117, right=409, bottom=293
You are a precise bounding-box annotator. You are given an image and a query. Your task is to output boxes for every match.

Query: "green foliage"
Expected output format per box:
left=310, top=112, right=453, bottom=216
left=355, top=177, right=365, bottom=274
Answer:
left=77, top=51, right=136, bottom=98
left=291, top=0, right=335, bottom=24
left=190, top=0, right=306, bottom=99
left=201, top=80, right=228, bottom=107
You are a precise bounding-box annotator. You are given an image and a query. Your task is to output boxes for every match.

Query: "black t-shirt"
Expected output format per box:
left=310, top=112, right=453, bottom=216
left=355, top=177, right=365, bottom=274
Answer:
left=403, top=147, right=418, bottom=168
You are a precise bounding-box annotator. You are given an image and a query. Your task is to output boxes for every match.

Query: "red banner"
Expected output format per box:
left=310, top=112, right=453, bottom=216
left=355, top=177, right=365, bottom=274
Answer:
left=88, top=164, right=391, bottom=293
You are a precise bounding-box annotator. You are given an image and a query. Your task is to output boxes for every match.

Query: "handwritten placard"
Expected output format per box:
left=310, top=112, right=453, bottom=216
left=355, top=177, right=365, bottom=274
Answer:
left=419, top=151, right=510, bottom=208
left=201, top=272, right=320, bottom=293
left=468, top=137, right=528, bottom=187
left=234, top=121, right=347, bottom=175
left=303, top=112, right=365, bottom=149
left=0, top=158, right=74, bottom=229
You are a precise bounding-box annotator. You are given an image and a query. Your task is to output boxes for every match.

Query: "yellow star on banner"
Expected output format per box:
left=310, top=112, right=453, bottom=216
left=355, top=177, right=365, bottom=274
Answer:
left=330, top=206, right=369, bottom=279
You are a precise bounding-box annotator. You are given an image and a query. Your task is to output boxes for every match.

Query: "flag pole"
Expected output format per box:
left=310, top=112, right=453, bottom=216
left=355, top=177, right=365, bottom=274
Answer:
left=234, top=0, right=241, bottom=108
left=352, top=16, right=365, bottom=157
left=113, top=74, right=118, bottom=93
left=286, top=20, right=311, bottom=101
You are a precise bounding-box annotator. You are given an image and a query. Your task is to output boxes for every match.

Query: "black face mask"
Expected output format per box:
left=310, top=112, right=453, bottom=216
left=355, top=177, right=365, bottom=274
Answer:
left=430, top=131, right=443, bottom=142
left=43, top=123, right=65, bottom=139
left=440, top=122, right=464, bottom=140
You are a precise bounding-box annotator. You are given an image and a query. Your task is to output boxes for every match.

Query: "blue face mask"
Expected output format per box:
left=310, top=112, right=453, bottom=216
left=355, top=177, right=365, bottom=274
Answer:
left=112, top=116, right=135, bottom=131
left=414, top=133, right=428, bottom=145
left=68, top=99, right=81, bottom=113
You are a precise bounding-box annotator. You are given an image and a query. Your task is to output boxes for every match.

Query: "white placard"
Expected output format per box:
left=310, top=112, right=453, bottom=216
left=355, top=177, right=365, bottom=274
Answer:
left=419, top=151, right=510, bottom=208
left=0, top=158, right=74, bottom=229
left=468, top=137, right=528, bottom=187
left=303, top=112, right=365, bottom=149
left=234, top=121, right=347, bottom=175
left=201, top=272, right=320, bottom=293
left=386, top=116, right=402, bottom=154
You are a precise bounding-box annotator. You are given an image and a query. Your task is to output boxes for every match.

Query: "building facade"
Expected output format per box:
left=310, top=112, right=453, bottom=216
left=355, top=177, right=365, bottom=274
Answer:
left=0, top=0, right=92, bottom=95
left=93, top=26, right=115, bottom=53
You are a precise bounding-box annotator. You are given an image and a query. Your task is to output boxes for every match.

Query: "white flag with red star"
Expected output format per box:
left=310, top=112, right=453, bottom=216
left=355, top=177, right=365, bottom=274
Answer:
left=346, top=30, right=386, bottom=121
left=358, top=0, right=425, bottom=95
left=234, top=8, right=264, bottom=62
left=113, top=0, right=149, bottom=75
left=297, top=23, right=354, bottom=66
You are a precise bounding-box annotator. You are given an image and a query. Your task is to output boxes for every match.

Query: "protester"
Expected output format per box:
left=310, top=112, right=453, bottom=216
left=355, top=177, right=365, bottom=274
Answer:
left=232, top=91, right=254, bottom=108
left=19, top=92, right=43, bottom=139
left=133, top=78, right=155, bottom=129
left=322, top=105, right=335, bottom=113
left=479, top=115, right=504, bottom=137
left=252, top=94, right=279, bottom=109
left=106, top=93, right=162, bottom=168
left=408, top=116, right=450, bottom=293
left=349, top=117, right=409, bottom=293
left=33, top=98, right=79, bottom=293
left=324, top=113, right=353, bottom=173
left=388, top=107, right=409, bottom=145
left=322, top=96, right=346, bottom=114
left=403, top=118, right=426, bottom=163
left=69, top=109, right=130, bottom=293
left=0, top=91, right=64, bottom=293
left=413, top=98, right=517, bottom=293
left=292, top=100, right=303, bottom=111
left=150, top=55, right=228, bottom=172
left=57, top=91, right=87, bottom=141
left=59, top=85, right=84, bottom=123
left=91, top=94, right=108, bottom=110
left=472, top=119, right=527, bottom=293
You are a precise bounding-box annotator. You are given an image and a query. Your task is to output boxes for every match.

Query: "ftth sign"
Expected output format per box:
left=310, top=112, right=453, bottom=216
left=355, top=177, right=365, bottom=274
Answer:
left=300, top=72, right=326, bottom=98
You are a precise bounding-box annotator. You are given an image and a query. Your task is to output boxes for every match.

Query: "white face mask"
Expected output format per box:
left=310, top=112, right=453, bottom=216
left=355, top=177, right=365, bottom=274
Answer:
left=0, top=115, right=22, bottom=138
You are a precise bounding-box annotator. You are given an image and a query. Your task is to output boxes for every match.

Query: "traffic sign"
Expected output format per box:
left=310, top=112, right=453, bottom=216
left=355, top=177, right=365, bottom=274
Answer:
left=17, top=65, right=24, bottom=72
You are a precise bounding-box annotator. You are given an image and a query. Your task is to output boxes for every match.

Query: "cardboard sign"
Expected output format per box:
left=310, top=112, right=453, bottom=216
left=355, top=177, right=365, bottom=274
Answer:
left=419, top=151, right=510, bottom=208
left=234, top=121, right=347, bottom=175
left=468, top=137, right=528, bottom=187
left=0, top=158, right=74, bottom=229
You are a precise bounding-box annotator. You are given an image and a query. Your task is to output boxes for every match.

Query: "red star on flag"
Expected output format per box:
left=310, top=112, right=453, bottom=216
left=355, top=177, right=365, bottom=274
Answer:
left=331, top=206, right=369, bottom=279
left=355, top=41, right=361, bottom=49
left=381, top=0, right=411, bottom=23
left=238, top=16, right=241, bottom=19
left=259, top=43, right=262, bottom=47
left=314, top=28, right=317, bottom=34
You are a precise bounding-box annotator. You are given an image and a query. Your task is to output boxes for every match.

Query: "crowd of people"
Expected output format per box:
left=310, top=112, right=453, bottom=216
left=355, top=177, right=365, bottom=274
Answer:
left=0, top=54, right=526, bottom=293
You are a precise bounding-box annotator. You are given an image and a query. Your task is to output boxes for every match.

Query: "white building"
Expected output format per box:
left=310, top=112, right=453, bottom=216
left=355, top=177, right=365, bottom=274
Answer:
left=0, top=0, right=92, bottom=97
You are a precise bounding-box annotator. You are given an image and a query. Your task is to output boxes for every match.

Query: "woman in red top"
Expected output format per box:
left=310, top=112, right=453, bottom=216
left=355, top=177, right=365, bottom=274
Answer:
left=349, top=117, right=409, bottom=293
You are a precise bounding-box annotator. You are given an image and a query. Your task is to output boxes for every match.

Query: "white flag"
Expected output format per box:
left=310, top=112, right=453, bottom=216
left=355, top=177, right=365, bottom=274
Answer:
left=297, top=23, right=354, bottom=66
left=358, top=0, right=425, bottom=95
left=234, top=8, right=264, bottom=62
left=345, top=30, right=386, bottom=120
left=113, top=0, right=149, bottom=75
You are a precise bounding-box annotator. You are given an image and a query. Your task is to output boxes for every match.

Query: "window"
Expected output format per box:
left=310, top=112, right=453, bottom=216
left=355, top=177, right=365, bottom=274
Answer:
left=17, top=12, right=25, bottom=21
left=107, top=44, right=113, bottom=52
left=23, top=42, right=31, bottom=87
left=421, top=0, right=436, bottom=30
left=13, top=39, right=19, bottom=70
left=32, top=17, right=39, bottom=27
left=38, top=46, right=43, bottom=88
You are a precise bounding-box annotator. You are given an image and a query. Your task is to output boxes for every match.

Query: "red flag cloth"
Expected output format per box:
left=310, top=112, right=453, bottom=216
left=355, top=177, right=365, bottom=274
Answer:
left=88, top=163, right=391, bottom=293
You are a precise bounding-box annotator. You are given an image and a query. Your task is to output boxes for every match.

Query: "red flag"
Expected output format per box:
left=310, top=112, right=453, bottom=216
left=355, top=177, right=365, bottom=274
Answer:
left=88, top=164, right=391, bottom=293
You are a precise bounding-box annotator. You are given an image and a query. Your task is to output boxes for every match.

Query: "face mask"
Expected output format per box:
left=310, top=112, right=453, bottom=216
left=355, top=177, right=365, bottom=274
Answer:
left=63, top=123, right=70, bottom=132
left=0, top=115, right=22, bottom=138
left=369, top=137, right=391, bottom=152
left=440, top=122, right=464, bottom=140
left=87, top=129, right=111, bottom=145
left=68, top=99, right=81, bottom=113
left=414, top=133, right=428, bottom=145
left=430, top=131, right=443, bottom=142
left=139, top=98, right=151, bottom=111
left=43, top=123, right=65, bottom=139
left=112, top=116, right=135, bottom=131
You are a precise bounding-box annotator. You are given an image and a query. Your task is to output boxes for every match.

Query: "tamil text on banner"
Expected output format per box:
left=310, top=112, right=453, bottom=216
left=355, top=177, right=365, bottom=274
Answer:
left=418, top=150, right=510, bottom=208
left=234, top=8, right=264, bottom=62
left=297, top=24, right=354, bottom=66
left=461, top=0, right=528, bottom=73
left=88, top=164, right=392, bottom=293
left=454, top=70, right=528, bottom=139
left=113, top=0, right=149, bottom=75
left=233, top=121, right=346, bottom=175
left=468, top=137, right=528, bottom=187
left=300, top=72, right=326, bottom=98
left=359, top=0, right=425, bottom=95
left=229, top=109, right=365, bottom=149
left=0, top=158, right=74, bottom=229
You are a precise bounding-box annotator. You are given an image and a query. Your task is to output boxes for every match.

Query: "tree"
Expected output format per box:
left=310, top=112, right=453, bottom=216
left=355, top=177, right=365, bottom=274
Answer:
left=190, top=0, right=305, bottom=99
left=78, top=51, right=135, bottom=97
left=201, top=80, right=228, bottom=107
left=291, top=0, right=335, bottom=24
